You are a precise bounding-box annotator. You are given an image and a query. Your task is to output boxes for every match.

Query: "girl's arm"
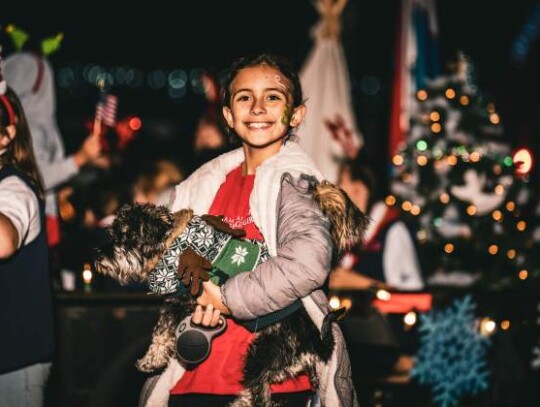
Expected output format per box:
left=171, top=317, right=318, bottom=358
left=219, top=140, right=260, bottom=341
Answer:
left=220, top=178, right=333, bottom=320
left=0, top=213, right=18, bottom=258
left=0, top=176, right=40, bottom=258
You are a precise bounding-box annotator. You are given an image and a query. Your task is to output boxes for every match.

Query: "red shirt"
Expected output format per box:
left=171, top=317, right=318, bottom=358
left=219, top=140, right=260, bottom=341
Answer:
left=171, top=164, right=312, bottom=395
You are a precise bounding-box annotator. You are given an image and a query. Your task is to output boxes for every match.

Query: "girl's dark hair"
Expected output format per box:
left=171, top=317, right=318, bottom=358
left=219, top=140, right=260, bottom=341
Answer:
left=0, top=87, right=45, bottom=199
left=221, top=53, right=304, bottom=109
left=220, top=54, right=304, bottom=145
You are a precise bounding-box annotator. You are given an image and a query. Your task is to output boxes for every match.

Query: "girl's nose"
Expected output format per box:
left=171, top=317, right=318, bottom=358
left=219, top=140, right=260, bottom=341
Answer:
left=250, top=98, right=266, bottom=115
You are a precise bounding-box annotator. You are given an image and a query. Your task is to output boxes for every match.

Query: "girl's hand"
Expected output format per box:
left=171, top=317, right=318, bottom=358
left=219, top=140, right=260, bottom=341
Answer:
left=191, top=304, right=222, bottom=328
left=196, top=280, right=231, bottom=315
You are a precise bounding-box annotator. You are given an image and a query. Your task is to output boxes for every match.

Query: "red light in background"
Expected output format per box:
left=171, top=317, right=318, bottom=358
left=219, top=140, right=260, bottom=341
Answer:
left=129, top=117, right=142, bottom=131
left=512, top=148, right=533, bottom=176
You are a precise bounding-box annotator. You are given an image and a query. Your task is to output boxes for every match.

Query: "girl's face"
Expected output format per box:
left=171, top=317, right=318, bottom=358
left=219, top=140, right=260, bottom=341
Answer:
left=223, top=65, right=305, bottom=157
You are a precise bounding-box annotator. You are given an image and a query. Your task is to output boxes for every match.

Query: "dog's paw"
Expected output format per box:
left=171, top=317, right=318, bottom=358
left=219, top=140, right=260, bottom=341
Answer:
left=136, top=353, right=168, bottom=373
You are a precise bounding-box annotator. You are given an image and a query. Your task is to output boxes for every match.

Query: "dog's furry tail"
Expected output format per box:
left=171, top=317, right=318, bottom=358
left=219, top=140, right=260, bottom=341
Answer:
left=319, top=307, right=347, bottom=362
left=312, top=181, right=370, bottom=254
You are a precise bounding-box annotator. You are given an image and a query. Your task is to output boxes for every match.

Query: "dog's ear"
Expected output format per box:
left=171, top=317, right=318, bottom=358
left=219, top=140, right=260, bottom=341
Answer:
left=110, top=203, right=174, bottom=258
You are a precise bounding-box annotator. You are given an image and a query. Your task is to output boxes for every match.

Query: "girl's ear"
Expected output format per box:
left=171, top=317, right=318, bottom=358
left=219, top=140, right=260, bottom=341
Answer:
left=0, top=125, right=16, bottom=148
left=222, top=106, right=234, bottom=128
left=290, top=104, right=306, bottom=128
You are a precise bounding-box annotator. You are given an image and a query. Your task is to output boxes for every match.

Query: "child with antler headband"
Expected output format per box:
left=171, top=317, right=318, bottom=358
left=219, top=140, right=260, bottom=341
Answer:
left=3, top=25, right=104, bottom=248
left=0, top=46, right=55, bottom=407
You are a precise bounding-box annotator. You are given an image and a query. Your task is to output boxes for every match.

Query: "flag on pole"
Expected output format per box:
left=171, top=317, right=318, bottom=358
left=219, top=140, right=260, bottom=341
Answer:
left=95, top=93, right=118, bottom=127
left=296, top=0, right=362, bottom=184
left=389, top=0, right=440, bottom=158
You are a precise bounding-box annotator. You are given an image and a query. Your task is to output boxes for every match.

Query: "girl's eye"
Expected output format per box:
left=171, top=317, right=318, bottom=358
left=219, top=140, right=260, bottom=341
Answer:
left=267, top=94, right=283, bottom=101
left=235, top=95, right=251, bottom=102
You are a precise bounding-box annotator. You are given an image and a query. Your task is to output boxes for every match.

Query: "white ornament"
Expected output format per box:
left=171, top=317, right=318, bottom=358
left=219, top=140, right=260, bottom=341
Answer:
left=450, top=169, right=513, bottom=215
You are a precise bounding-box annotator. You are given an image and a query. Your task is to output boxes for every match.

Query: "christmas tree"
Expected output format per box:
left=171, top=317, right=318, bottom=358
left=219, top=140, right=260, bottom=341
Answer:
left=390, top=53, right=538, bottom=288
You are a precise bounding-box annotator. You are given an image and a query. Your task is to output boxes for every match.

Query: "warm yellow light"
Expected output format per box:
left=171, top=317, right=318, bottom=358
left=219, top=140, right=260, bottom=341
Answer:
left=500, top=320, right=510, bottom=330
left=445, top=88, right=456, bottom=99
left=431, top=123, right=442, bottom=133
left=487, top=102, right=496, bottom=113
left=329, top=296, right=341, bottom=310
left=402, top=173, right=412, bottom=183
left=430, top=111, right=440, bottom=121
left=489, top=113, right=500, bottom=124
left=447, top=156, right=458, bottom=165
left=488, top=244, right=498, bottom=255
left=467, top=205, right=477, bottom=216
left=517, top=221, right=527, bottom=231
left=376, top=289, right=392, bottom=301
left=459, top=95, right=469, bottom=105
left=444, top=243, right=454, bottom=254
left=492, top=210, right=502, bottom=221
left=417, top=155, right=428, bottom=166
left=417, top=229, right=427, bottom=242
left=518, top=270, right=528, bottom=280
left=392, top=155, right=404, bottom=166
left=404, top=312, right=417, bottom=326
left=507, top=249, right=516, bottom=259
left=506, top=201, right=515, bottom=211
left=440, top=193, right=450, bottom=204
left=385, top=195, right=396, bottom=206
left=494, top=185, right=505, bottom=195
left=402, top=201, right=412, bottom=211
left=410, top=205, right=421, bottom=216
left=470, top=152, right=481, bottom=162
left=417, top=90, right=428, bottom=101
left=480, top=317, right=497, bottom=336
left=493, top=165, right=502, bottom=175
left=82, top=269, right=93, bottom=285
left=341, top=298, right=353, bottom=310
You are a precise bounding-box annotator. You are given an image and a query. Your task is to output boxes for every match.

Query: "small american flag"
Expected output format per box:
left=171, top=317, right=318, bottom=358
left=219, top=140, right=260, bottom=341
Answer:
left=95, top=93, right=118, bottom=127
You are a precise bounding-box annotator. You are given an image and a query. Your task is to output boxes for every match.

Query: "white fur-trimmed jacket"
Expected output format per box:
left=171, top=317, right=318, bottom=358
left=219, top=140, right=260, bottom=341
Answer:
left=142, top=138, right=358, bottom=407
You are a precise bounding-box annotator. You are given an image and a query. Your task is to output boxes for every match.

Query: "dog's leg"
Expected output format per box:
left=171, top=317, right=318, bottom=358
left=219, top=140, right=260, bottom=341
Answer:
left=235, top=310, right=333, bottom=407
left=136, top=306, right=177, bottom=372
left=233, top=324, right=307, bottom=407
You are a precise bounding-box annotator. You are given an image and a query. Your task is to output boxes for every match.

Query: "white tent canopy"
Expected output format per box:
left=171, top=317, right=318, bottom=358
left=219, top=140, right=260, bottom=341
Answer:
left=297, top=0, right=362, bottom=183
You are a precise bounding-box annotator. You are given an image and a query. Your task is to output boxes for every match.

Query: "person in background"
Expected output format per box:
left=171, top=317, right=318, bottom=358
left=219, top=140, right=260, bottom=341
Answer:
left=132, top=158, right=183, bottom=204
left=3, top=50, right=103, bottom=248
left=190, top=72, right=229, bottom=171
left=330, top=156, right=424, bottom=291
left=0, top=82, right=55, bottom=407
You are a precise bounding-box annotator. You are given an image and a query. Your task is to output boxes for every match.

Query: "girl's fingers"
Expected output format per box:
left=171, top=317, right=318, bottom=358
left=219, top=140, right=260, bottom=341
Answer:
left=191, top=305, right=222, bottom=327
left=191, top=305, right=203, bottom=324
left=201, top=304, right=214, bottom=326
left=211, top=309, right=222, bottom=327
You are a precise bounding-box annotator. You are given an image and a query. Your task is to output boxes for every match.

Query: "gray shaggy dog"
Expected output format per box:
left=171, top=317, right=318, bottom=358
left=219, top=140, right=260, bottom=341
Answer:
left=94, top=180, right=367, bottom=407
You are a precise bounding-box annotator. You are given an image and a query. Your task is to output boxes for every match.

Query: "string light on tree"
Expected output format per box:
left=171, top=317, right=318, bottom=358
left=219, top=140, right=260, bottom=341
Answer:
left=390, top=51, right=535, bottom=287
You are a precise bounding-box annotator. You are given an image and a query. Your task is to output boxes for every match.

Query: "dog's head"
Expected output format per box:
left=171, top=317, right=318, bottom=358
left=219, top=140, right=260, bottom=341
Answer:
left=94, top=203, right=175, bottom=284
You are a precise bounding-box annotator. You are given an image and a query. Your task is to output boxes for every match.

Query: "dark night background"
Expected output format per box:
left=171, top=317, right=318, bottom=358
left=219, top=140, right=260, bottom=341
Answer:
left=3, top=3, right=540, bottom=406
left=3, top=0, right=540, bottom=172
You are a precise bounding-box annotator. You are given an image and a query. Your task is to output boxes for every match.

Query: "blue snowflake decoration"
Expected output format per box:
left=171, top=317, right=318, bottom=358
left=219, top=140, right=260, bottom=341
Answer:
left=411, top=295, right=490, bottom=407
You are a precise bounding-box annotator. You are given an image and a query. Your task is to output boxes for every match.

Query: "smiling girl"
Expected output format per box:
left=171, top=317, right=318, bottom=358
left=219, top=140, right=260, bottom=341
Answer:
left=143, top=54, right=359, bottom=407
